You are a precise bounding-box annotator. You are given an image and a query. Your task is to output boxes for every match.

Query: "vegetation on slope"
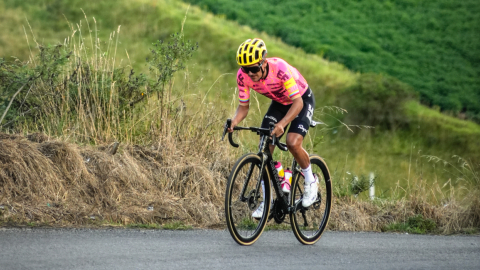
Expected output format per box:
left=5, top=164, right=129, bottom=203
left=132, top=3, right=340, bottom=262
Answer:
left=184, top=0, right=480, bottom=122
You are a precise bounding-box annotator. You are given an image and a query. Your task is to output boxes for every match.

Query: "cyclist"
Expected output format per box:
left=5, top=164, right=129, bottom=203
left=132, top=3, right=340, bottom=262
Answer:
left=227, top=38, right=318, bottom=218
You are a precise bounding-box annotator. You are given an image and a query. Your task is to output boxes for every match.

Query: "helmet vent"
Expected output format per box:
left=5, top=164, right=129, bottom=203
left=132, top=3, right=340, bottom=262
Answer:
left=252, top=39, right=259, bottom=45
left=249, top=55, right=253, bottom=63
left=243, top=54, right=247, bottom=64
left=255, top=51, right=259, bottom=60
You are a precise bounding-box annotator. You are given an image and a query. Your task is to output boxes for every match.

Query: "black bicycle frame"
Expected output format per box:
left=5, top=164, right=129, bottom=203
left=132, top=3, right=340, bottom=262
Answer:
left=251, top=133, right=292, bottom=212
left=223, top=118, right=303, bottom=214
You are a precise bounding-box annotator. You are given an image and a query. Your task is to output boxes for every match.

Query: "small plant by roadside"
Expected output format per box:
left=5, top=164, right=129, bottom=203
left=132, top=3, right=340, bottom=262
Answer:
left=382, top=214, right=437, bottom=234
left=264, top=223, right=291, bottom=231
left=162, top=221, right=192, bottom=230
left=127, top=223, right=162, bottom=229
left=333, top=173, right=375, bottom=198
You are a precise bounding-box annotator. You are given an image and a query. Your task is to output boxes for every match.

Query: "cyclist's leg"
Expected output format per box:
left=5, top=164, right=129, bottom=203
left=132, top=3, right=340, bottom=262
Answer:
left=285, top=87, right=317, bottom=207
left=285, top=87, right=315, bottom=167
left=286, top=133, right=309, bottom=168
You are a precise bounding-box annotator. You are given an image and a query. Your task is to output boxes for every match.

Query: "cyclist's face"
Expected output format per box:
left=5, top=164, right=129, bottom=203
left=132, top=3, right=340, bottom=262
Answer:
left=242, top=62, right=264, bottom=82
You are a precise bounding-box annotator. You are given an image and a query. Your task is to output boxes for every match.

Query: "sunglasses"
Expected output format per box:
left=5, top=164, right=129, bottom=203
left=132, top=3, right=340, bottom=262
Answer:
left=241, top=60, right=264, bottom=74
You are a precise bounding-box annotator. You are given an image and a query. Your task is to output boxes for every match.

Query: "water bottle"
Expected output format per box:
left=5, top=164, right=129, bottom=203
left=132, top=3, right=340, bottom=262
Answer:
left=283, top=168, right=292, bottom=193
left=274, top=161, right=285, bottom=181
left=275, top=161, right=290, bottom=193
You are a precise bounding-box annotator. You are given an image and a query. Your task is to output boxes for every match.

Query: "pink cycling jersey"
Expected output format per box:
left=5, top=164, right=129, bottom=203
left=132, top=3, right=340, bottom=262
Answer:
left=237, top=57, right=309, bottom=106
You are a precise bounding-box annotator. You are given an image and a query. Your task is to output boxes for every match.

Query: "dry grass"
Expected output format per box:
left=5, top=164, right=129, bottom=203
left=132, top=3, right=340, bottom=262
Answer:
left=328, top=194, right=479, bottom=234
left=1, top=132, right=478, bottom=233
left=0, top=131, right=232, bottom=228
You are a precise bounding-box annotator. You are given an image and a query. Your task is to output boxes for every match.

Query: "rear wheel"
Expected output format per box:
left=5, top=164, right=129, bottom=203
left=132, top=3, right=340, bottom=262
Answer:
left=225, top=153, right=271, bottom=245
left=290, top=155, right=332, bottom=245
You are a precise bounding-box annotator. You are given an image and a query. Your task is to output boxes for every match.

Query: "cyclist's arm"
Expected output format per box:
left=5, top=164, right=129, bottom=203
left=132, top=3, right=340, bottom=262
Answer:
left=272, top=97, right=303, bottom=136
left=228, top=104, right=249, bottom=133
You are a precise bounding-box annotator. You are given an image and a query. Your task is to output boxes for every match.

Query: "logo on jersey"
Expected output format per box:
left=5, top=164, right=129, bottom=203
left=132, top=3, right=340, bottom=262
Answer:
left=277, top=70, right=290, bottom=81
left=265, top=115, right=278, bottom=122
left=298, top=124, right=308, bottom=134
left=284, top=78, right=296, bottom=89
left=237, top=74, right=245, bottom=87
left=271, top=89, right=286, bottom=100
left=306, top=104, right=313, bottom=124
left=298, top=81, right=307, bottom=89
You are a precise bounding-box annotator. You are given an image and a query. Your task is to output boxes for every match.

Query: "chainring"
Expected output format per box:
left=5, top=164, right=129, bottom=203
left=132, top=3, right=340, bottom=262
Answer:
left=312, top=192, right=322, bottom=209
left=272, top=199, right=287, bottom=224
left=247, top=189, right=260, bottom=210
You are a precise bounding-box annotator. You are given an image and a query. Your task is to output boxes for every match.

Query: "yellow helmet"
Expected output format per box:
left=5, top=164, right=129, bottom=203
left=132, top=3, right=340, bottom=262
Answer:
left=236, top=38, right=267, bottom=66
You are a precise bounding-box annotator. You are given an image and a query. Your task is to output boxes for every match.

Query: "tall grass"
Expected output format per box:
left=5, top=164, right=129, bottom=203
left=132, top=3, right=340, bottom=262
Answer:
left=1, top=14, right=203, bottom=145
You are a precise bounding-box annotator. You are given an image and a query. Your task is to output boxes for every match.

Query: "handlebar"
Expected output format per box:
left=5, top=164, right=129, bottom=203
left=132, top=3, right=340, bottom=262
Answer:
left=222, top=118, right=288, bottom=151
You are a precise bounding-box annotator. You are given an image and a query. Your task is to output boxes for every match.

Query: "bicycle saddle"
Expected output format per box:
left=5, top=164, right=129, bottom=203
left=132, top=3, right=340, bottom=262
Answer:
left=310, top=120, right=325, bottom=128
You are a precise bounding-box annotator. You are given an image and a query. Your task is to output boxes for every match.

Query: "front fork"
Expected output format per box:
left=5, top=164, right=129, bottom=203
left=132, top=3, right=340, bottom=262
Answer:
left=238, top=153, right=268, bottom=209
left=241, top=135, right=271, bottom=207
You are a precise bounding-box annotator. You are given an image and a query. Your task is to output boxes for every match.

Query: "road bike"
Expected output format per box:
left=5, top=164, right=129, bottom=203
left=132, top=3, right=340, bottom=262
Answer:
left=222, top=119, right=332, bottom=245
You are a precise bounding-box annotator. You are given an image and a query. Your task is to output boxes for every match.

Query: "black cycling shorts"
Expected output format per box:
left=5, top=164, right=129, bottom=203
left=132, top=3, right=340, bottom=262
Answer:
left=261, top=87, right=315, bottom=138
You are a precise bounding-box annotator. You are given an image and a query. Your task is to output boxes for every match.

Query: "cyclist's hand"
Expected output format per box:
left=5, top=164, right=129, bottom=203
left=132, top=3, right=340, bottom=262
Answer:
left=271, top=123, right=285, bottom=137
left=227, top=120, right=237, bottom=133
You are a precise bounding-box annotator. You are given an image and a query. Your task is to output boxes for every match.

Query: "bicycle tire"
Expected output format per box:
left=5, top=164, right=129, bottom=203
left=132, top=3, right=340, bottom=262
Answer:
left=225, top=153, right=271, bottom=245
left=290, top=155, right=332, bottom=245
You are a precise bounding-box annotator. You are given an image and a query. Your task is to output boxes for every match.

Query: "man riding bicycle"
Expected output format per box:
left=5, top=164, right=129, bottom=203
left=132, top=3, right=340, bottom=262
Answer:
left=227, top=38, right=318, bottom=217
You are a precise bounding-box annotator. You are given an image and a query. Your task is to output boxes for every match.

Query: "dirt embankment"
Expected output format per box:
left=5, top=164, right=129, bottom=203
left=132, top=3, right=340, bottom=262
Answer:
left=0, top=133, right=478, bottom=233
left=0, top=132, right=229, bottom=228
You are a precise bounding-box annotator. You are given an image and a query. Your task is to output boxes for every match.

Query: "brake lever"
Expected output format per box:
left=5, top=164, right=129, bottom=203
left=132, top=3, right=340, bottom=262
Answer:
left=269, top=122, right=276, bottom=146
left=221, top=119, right=231, bottom=141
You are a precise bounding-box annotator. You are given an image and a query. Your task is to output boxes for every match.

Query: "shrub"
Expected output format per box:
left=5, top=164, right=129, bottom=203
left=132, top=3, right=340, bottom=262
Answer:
left=338, top=73, right=418, bottom=130
left=333, top=173, right=375, bottom=198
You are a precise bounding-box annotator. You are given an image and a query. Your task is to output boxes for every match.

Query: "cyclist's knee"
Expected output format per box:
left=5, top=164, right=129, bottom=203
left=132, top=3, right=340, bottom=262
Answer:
left=286, top=133, right=303, bottom=150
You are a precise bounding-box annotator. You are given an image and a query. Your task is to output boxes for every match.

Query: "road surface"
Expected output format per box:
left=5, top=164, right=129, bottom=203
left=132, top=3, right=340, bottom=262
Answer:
left=0, top=228, right=478, bottom=269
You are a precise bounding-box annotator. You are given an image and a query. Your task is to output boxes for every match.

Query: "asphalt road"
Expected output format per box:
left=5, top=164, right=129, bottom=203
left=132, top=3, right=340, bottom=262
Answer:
left=0, top=228, right=478, bottom=270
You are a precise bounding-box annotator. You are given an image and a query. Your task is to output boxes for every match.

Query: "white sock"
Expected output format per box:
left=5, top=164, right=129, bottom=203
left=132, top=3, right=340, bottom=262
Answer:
left=302, top=164, right=316, bottom=185
left=261, top=180, right=266, bottom=203
left=261, top=180, right=273, bottom=205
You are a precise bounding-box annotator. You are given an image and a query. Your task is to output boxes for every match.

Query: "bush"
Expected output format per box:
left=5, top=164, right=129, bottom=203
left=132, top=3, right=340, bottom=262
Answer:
left=333, top=173, right=375, bottom=198
left=338, top=73, right=418, bottom=130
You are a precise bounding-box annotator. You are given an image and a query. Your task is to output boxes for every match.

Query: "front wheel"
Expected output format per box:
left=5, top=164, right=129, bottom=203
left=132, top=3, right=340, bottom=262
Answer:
left=290, top=155, right=332, bottom=245
left=225, top=153, right=271, bottom=245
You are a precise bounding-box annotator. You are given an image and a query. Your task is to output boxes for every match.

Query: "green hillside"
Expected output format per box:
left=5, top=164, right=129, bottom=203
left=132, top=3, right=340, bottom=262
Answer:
left=184, top=0, right=480, bottom=122
left=0, top=0, right=479, bottom=197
